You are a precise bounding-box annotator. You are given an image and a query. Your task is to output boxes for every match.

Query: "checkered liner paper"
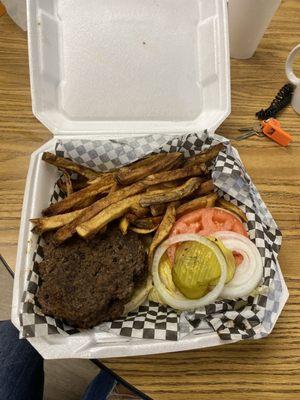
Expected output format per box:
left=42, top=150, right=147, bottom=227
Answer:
left=19, top=131, right=285, bottom=342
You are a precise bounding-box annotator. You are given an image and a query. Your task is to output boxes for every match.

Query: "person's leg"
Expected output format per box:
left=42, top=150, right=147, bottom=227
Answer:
left=0, top=320, right=44, bottom=400
left=81, top=369, right=116, bottom=400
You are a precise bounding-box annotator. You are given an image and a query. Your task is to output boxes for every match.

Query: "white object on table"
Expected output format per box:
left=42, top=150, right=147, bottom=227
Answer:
left=228, top=0, right=281, bottom=59
left=2, top=0, right=27, bottom=31
left=286, top=44, right=300, bottom=115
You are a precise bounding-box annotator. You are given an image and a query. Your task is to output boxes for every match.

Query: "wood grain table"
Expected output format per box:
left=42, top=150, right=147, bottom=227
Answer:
left=0, top=1, right=300, bottom=399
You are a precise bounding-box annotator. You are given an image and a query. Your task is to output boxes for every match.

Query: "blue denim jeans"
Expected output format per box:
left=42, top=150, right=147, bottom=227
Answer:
left=0, top=320, right=116, bottom=400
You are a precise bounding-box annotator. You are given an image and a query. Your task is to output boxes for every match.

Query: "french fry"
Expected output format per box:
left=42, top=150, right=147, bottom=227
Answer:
left=42, top=152, right=100, bottom=180
left=143, top=164, right=207, bottom=186
left=216, top=198, right=248, bottom=222
left=58, top=175, right=88, bottom=193
left=130, top=203, right=149, bottom=218
left=76, top=195, right=142, bottom=239
left=63, top=171, right=73, bottom=196
left=57, top=172, right=84, bottom=195
left=30, top=208, right=85, bottom=233
left=171, top=200, right=182, bottom=209
left=184, top=143, right=224, bottom=167
left=150, top=201, right=179, bottom=216
left=130, top=226, right=159, bottom=234
left=132, top=216, right=163, bottom=229
left=87, top=172, right=116, bottom=186
left=72, top=176, right=89, bottom=191
left=87, top=155, right=170, bottom=186
left=146, top=181, right=180, bottom=193
left=75, top=195, right=98, bottom=209
left=196, top=179, right=214, bottom=196
left=150, top=204, right=166, bottom=217
left=53, top=182, right=146, bottom=243
left=109, top=182, right=120, bottom=194
left=56, top=177, right=67, bottom=194
left=126, top=213, right=139, bottom=223
left=148, top=204, right=176, bottom=266
left=121, top=152, right=182, bottom=173
left=140, top=177, right=202, bottom=207
left=122, top=154, right=165, bottom=170
left=205, top=193, right=217, bottom=207
left=116, top=152, right=184, bottom=185
left=145, top=188, right=169, bottom=196
left=119, top=215, right=130, bottom=235
left=43, top=179, right=113, bottom=217
left=176, top=193, right=218, bottom=217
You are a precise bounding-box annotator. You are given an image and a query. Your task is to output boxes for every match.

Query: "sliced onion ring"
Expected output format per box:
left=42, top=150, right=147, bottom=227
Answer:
left=214, top=231, right=263, bottom=299
left=123, top=275, right=153, bottom=315
left=152, top=234, right=227, bottom=311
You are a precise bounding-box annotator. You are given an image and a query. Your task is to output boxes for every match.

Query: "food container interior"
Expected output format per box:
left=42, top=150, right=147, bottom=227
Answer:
left=27, top=0, right=230, bottom=137
left=12, top=138, right=289, bottom=359
left=12, top=140, right=229, bottom=359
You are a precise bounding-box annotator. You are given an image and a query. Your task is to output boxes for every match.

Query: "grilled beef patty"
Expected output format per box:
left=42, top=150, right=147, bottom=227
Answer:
left=37, top=225, right=147, bottom=329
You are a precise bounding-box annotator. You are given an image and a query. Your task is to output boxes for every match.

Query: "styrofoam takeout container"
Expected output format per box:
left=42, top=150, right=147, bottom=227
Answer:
left=11, top=0, right=288, bottom=359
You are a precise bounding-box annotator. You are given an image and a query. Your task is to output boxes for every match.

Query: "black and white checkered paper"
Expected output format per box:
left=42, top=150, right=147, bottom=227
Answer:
left=19, top=131, right=285, bottom=342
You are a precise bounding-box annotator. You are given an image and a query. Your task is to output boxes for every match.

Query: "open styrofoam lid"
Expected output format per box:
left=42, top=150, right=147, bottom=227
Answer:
left=27, top=0, right=230, bottom=137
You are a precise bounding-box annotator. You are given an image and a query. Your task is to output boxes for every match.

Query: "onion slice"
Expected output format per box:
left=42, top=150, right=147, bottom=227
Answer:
left=214, top=231, right=263, bottom=299
left=123, top=275, right=153, bottom=315
left=152, top=234, right=227, bottom=310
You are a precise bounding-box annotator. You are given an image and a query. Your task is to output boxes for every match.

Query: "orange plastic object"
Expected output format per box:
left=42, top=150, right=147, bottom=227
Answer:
left=261, top=118, right=292, bottom=147
left=0, top=3, right=6, bottom=17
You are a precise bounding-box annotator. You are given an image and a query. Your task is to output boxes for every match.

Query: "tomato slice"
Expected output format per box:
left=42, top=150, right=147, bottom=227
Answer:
left=168, top=207, right=248, bottom=264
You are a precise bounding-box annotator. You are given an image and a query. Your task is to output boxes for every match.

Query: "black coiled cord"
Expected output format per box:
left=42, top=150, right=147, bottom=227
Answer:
left=256, top=83, right=295, bottom=120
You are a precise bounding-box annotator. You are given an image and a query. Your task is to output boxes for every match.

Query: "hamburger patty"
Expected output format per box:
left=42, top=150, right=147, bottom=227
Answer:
left=37, top=225, right=147, bottom=329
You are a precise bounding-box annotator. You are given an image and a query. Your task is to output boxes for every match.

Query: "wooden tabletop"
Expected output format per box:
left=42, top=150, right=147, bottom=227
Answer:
left=0, top=1, right=300, bottom=399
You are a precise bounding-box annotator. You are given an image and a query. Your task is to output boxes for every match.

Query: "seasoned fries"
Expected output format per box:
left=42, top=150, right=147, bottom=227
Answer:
left=146, top=181, right=179, bottom=193
left=116, top=152, right=184, bottom=185
left=76, top=195, right=142, bottom=239
left=132, top=216, right=163, bottom=229
left=109, top=182, right=119, bottom=194
left=184, top=143, right=224, bottom=167
left=143, top=164, right=206, bottom=186
left=217, top=198, right=248, bottom=222
left=53, top=181, right=146, bottom=243
left=87, top=172, right=115, bottom=186
left=71, top=175, right=89, bottom=192
left=130, top=226, right=159, bottom=234
left=43, top=180, right=112, bottom=217
left=176, top=193, right=218, bottom=217
left=63, top=172, right=73, bottom=196
left=75, top=195, right=98, bottom=209
left=34, top=146, right=225, bottom=250
left=140, top=177, right=202, bottom=207
left=119, top=215, right=130, bottom=235
left=130, top=203, right=149, bottom=218
left=150, top=204, right=166, bottom=217
left=148, top=204, right=177, bottom=266
left=42, top=152, right=100, bottom=181
left=196, top=179, right=214, bottom=195
left=31, top=208, right=85, bottom=233
left=126, top=213, right=139, bottom=223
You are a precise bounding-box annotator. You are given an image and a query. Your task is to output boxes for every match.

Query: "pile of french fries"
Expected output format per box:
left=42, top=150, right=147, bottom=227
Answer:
left=31, top=144, right=231, bottom=265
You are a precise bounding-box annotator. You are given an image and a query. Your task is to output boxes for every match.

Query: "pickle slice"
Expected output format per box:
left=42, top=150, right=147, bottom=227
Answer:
left=208, top=237, right=236, bottom=284
left=172, top=241, right=221, bottom=299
